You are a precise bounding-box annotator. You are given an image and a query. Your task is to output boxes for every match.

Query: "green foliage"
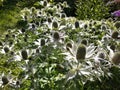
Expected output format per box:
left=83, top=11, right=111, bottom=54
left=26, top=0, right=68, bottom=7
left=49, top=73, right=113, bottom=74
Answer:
left=0, top=0, right=41, bottom=33
left=0, top=9, right=20, bottom=32
left=76, top=0, right=110, bottom=20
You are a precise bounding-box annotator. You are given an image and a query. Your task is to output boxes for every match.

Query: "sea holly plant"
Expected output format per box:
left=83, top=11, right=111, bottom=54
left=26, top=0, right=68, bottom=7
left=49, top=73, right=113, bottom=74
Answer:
left=0, top=0, right=120, bottom=90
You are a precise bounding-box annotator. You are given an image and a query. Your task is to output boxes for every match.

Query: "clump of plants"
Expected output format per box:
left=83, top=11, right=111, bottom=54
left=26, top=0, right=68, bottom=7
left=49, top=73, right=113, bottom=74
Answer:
left=0, top=0, right=120, bottom=90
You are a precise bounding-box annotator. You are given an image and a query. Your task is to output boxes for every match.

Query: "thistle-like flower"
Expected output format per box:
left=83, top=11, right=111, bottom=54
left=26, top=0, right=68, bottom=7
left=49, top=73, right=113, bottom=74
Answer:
left=47, top=17, right=52, bottom=23
left=34, top=38, right=46, bottom=47
left=41, top=38, right=46, bottom=46
left=81, top=39, right=88, bottom=46
left=53, top=31, right=60, bottom=41
left=112, top=52, right=120, bottom=65
left=4, top=46, right=9, bottom=53
left=111, top=31, right=119, bottom=39
left=43, top=0, right=48, bottom=7
left=52, top=21, right=59, bottom=29
left=2, top=76, right=9, bottom=85
left=63, top=41, right=97, bottom=64
left=21, top=50, right=28, bottom=60
left=75, top=21, right=79, bottom=28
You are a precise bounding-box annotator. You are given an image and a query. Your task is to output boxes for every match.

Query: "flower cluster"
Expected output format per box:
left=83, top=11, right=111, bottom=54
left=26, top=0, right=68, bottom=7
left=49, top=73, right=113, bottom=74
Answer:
left=0, top=0, right=120, bottom=89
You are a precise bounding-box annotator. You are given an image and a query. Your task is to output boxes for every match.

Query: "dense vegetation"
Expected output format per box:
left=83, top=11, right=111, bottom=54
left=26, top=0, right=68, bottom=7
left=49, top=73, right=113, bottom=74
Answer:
left=0, top=0, right=120, bottom=90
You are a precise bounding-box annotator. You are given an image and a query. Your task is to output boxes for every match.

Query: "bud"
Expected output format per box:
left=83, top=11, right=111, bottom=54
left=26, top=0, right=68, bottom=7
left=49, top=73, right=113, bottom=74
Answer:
left=111, top=31, right=119, bottom=39
left=75, top=21, right=79, bottom=28
left=52, top=21, right=58, bottom=28
left=4, top=46, right=9, bottom=53
left=76, top=44, right=86, bottom=61
left=112, top=52, right=120, bottom=65
left=81, top=39, right=88, bottom=46
left=41, top=38, right=45, bottom=46
left=53, top=32, right=60, bottom=41
left=2, top=76, right=9, bottom=85
left=114, top=21, right=120, bottom=29
left=66, top=42, right=72, bottom=51
left=21, top=50, right=28, bottom=60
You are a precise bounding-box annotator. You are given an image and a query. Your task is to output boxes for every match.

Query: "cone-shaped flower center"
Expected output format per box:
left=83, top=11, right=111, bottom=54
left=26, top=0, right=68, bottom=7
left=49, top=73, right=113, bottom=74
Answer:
left=81, top=39, right=88, bottom=46
left=43, top=1, right=47, bottom=6
left=112, top=52, right=120, bottom=65
left=48, top=17, right=52, bottom=23
left=2, top=76, right=9, bottom=85
left=76, top=44, right=86, bottom=61
left=53, top=32, right=60, bottom=41
left=110, top=44, right=116, bottom=51
left=21, top=50, right=28, bottom=60
left=41, top=38, right=45, bottom=46
left=52, top=21, right=58, bottom=28
left=36, top=48, right=40, bottom=53
left=4, top=46, right=9, bottom=53
left=75, top=21, right=79, bottom=28
left=112, top=31, right=119, bottom=39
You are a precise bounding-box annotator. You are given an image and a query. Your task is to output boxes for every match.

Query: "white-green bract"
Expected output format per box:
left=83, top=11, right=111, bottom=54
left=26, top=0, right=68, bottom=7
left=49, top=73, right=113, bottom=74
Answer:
left=0, top=0, right=120, bottom=89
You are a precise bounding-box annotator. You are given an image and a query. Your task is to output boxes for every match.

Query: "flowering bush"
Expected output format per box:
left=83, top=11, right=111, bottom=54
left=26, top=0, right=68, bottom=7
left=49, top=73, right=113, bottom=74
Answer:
left=0, top=0, right=120, bottom=90
left=76, top=0, right=110, bottom=20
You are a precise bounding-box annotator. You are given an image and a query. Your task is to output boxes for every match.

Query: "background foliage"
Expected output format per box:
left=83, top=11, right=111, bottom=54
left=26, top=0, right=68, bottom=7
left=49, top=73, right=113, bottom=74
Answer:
left=76, top=0, right=110, bottom=20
